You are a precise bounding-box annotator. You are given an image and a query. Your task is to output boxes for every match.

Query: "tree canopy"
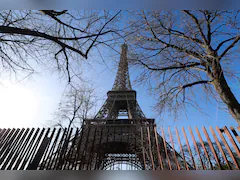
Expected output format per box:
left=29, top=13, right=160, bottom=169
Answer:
left=0, top=10, right=240, bottom=124
left=0, top=10, right=121, bottom=82
left=124, top=10, right=240, bottom=124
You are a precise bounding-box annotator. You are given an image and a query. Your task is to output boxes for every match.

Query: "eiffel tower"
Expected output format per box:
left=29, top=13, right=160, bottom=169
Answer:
left=53, top=44, right=186, bottom=170
left=36, top=44, right=188, bottom=170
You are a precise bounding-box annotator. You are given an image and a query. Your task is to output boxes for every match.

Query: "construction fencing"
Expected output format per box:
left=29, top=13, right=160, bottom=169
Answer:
left=0, top=125, right=239, bottom=170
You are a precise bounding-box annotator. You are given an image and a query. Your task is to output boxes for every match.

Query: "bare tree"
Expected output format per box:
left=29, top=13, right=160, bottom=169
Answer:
left=42, top=84, right=99, bottom=169
left=0, top=10, right=121, bottom=82
left=49, top=84, right=98, bottom=131
left=183, top=141, right=239, bottom=170
left=125, top=10, right=240, bottom=124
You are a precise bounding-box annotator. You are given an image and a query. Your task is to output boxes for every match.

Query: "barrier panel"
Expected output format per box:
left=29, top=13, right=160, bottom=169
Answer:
left=0, top=125, right=239, bottom=170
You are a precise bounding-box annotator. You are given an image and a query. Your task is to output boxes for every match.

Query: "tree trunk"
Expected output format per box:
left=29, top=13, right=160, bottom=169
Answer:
left=212, top=63, right=240, bottom=125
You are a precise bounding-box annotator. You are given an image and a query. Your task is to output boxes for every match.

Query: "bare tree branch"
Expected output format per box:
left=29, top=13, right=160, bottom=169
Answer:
left=50, top=84, right=98, bottom=129
left=183, top=10, right=208, bottom=45
left=182, top=80, right=212, bottom=89
left=219, top=36, right=240, bottom=60
left=0, top=26, right=87, bottom=58
left=137, top=59, right=202, bottom=71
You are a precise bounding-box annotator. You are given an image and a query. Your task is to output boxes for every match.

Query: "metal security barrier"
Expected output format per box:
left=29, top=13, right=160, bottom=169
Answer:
left=0, top=126, right=239, bottom=170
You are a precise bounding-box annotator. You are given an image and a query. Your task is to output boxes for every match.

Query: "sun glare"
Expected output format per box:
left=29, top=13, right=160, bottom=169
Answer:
left=0, top=81, right=38, bottom=128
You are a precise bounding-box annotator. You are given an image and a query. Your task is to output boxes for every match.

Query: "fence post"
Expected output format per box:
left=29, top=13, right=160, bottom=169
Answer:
left=27, top=136, right=50, bottom=170
left=222, top=126, right=240, bottom=158
left=216, top=126, right=239, bottom=170
left=209, top=126, right=231, bottom=170
left=230, top=126, right=240, bottom=144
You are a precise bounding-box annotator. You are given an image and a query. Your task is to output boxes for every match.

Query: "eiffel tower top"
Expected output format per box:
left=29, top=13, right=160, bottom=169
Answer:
left=112, top=44, right=132, bottom=91
left=93, top=44, right=146, bottom=119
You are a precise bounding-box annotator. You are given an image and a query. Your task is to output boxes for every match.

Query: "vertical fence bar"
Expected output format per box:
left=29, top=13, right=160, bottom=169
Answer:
left=63, top=128, right=76, bottom=169
left=134, top=124, right=137, bottom=170
left=182, top=127, right=196, bottom=169
left=58, top=128, right=73, bottom=170
left=53, top=128, right=66, bottom=170
left=19, top=128, right=41, bottom=170
left=87, top=127, right=97, bottom=170
left=53, top=128, right=67, bottom=169
left=188, top=126, right=205, bottom=170
left=230, top=126, right=240, bottom=144
left=1, top=129, right=24, bottom=170
left=209, top=126, right=231, bottom=169
left=0, top=129, right=18, bottom=155
left=127, top=125, right=130, bottom=171
left=216, top=126, right=239, bottom=170
left=13, top=128, right=36, bottom=170
left=6, top=128, right=30, bottom=170
left=0, top=129, right=12, bottom=146
left=64, top=128, right=79, bottom=170
left=0, top=129, right=20, bottom=169
left=27, top=136, right=50, bottom=170
left=72, top=126, right=83, bottom=170
left=45, top=128, right=62, bottom=169
left=79, top=126, right=91, bottom=170
left=38, top=128, right=56, bottom=169
left=168, top=127, right=180, bottom=170
left=0, top=129, right=7, bottom=140
left=140, top=127, right=147, bottom=170
left=222, top=126, right=240, bottom=158
left=93, top=126, right=101, bottom=170
left=5, top=129, right=28, bottom=169
left=0, top=129, right=22, bottom=161
left=175, top=127, right=188, bottom=170
left=161, top=127, right=172, bottom=170
left=58, top=128, right=72, bottom=169
left=202, top=126, right=222, bottom=170
left=153, top=125, right=163, bottom=170
left=67, top=128, right=79, bottom=170
left=20, top=128, right=46, bottom=170
left=195, top=127, right=213, bottom=170
left=27, top=128, right=50, bottom=168
left=147, top=126, right=155, bottom=170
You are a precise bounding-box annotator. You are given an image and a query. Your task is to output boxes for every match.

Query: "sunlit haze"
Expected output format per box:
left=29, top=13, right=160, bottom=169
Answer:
left=0, top=74, right=63, bottom=128
left=0, top=81, right=38, bottom=127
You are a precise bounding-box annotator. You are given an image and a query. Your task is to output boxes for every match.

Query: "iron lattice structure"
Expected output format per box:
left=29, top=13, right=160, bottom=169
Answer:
left=62, top=44, right=187, bottom=170
left=95, top=44, right=145, bottom=120
left=112, top=44, right=132, bottom=91
left=57, top=119, right=186, bottom=170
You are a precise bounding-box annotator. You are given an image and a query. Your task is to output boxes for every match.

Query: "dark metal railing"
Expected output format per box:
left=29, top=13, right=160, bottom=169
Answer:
left=0, top=125, right=239, bottom=170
